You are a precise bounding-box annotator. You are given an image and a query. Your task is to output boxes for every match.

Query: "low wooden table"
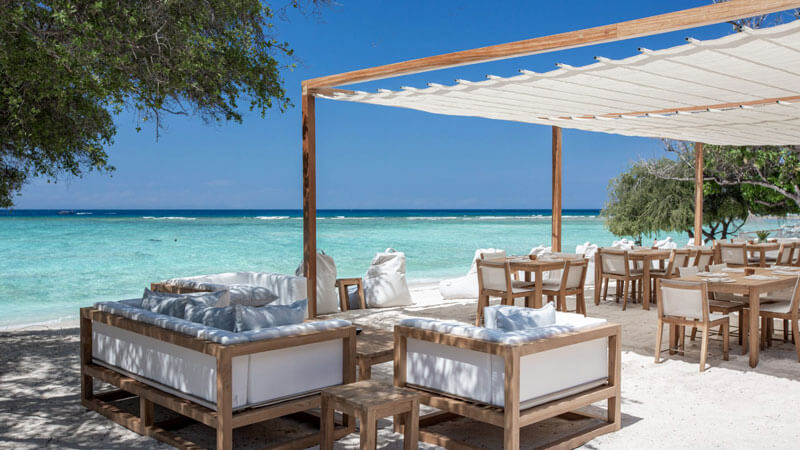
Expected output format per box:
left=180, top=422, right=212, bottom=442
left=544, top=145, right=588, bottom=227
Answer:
left=356, top=328, right=394, bottom=380
left=321, top=380, right=419, bottom=450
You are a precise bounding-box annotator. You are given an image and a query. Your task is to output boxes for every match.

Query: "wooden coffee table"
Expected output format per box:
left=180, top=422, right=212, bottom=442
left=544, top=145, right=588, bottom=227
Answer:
left=320, top=380, right=419, bottom=450
left=356, top=327, right=394, bottom=380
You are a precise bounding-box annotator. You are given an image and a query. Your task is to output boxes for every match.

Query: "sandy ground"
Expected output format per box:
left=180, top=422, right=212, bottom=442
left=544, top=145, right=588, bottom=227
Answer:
left=2, top=282, right=800, bottom=449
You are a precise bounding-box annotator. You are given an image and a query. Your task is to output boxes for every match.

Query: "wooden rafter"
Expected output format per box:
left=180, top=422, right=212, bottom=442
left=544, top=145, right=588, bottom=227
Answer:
left=305, top=0, right=800, bottom=89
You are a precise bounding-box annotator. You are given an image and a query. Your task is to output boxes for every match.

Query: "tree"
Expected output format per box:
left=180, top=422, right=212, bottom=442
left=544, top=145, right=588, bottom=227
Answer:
left=1, top=0, right=323, bottom=207
left=648, top=141, right=800, bottom=211
left=600, top=157, right=780, bottom=244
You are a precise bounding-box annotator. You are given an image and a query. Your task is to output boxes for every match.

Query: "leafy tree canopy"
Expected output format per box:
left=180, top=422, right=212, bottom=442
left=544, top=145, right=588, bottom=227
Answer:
left=601, top=150, right=797, bottom=244
left=1, top=0, right=313, bottom=207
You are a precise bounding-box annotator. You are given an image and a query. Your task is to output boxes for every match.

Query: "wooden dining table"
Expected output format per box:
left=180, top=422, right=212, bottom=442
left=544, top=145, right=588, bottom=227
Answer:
left=745, top=242, right=780, bottom=267
left=506, top=256, right=569, bottom=308
left=678, top=267, right=798, bottom=368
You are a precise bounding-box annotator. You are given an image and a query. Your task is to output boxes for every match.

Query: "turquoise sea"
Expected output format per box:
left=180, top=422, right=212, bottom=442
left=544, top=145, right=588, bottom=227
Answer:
left=0, top=209, right=792, bottom=329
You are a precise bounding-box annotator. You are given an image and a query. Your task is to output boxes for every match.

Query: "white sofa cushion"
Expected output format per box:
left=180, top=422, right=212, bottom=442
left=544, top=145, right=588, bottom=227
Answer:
left=295, top=251, right=340, bottom=315
left=234, top=299, right=307, bottom=332
left=226, top=284, right=278, bottom=306
left=166, top=271, right=306, bottom=306
left=493, top=304, right=556, bottom=332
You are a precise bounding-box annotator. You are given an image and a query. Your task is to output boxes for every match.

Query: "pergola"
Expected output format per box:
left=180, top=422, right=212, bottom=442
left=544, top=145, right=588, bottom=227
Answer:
left=300, top=0, right=800, bottom=317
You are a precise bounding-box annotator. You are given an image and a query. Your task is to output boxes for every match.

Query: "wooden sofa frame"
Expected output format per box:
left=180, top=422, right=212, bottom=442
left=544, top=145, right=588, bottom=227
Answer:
left=80, top=307, right=357, bottom=450
left=392, top=322, right=622, bottom=449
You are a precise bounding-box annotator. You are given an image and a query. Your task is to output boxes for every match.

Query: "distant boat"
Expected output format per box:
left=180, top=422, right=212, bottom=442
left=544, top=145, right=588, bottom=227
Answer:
left=57, top=210, right=75, bottom=215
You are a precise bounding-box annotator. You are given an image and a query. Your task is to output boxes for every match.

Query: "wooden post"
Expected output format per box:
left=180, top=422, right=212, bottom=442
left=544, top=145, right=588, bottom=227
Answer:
left=694, top=142, right=704, bottom=246
left=552, top=126, right=562, bottom=252
left=302, top=85, right=318, bottom=318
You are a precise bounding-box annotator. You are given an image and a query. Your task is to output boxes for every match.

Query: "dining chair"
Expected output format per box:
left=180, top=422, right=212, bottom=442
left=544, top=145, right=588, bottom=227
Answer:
left=693, top=249, right=715, bottom=271
left=475, top=258, right=535, bottom=326
left=541, top=258, right=589, bottom=316
left=597, top=248, right=643, bottom=311
left=654, top=279, right=730, bottom=372
left=717, top=242, right=748, bottom=267
left=676, top=265, right=747, bottom=348
left=759, top=277, right=800, bottom=361
left=649, top=249, right=686, bottom=303
left=773, top=243, right=795, bottom=267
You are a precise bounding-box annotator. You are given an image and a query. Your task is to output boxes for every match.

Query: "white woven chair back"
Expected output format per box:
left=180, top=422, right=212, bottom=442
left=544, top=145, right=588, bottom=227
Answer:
left=679, top=266, right=699, bottom=277
left=708, top=263, right=727, bottom=272
left=695, top=252, right=713, bottom=269
left=479, top=263, right=507, bottom=291
left=602, top=252, right=627, bottom=275
left=661, top=284, right=705, bottom=320
left=720, top=245, right=746, bottom=265
left=564, top=263, right=585, bottom=289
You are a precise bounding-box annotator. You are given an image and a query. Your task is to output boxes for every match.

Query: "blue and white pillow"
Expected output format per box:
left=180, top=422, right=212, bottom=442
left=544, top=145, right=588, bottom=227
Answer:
left=234, top=299, right=308, bottom=332
left=494, top=303, right=556, bottom=332
left=184, top=302, right=237, bottom=332
left=140, top=288, right=229, bottom=319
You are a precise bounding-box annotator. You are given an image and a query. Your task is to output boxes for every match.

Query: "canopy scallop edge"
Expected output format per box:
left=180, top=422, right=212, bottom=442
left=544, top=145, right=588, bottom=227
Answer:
left=318, top=20, right=800, bottom=146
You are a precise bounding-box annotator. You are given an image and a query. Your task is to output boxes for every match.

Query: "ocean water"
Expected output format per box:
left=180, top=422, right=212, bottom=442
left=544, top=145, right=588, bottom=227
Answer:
left=0, top=209, right=792, bottom=329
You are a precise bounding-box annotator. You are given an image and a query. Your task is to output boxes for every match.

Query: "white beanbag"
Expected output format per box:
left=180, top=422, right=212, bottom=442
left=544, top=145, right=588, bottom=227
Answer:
left=438, top=248, right=505, bottom=300
left=295, top=250, right=339, bottom=314
left=364, top=248, right=412, bottom=308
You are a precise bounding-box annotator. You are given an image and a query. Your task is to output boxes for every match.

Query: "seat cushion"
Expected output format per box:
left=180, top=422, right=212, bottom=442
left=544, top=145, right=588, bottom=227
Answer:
left=495, top=304, right=557, bottom=332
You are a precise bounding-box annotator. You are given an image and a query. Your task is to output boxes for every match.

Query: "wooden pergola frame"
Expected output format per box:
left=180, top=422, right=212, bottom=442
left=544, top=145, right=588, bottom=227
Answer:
left=301, top=0, right=800, bottom=317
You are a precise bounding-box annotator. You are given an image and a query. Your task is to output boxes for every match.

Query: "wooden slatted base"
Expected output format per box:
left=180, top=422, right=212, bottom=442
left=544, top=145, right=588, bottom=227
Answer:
left=83, top=363, right=354, bottom=449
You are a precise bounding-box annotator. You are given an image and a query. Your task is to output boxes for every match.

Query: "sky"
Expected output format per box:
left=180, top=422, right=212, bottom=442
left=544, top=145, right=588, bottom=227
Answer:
left=13, top=0, right=750, bottom=210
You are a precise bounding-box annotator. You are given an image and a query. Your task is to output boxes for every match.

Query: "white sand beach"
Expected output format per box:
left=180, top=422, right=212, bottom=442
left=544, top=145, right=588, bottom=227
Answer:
left=2, top=282, right=800, bottom=449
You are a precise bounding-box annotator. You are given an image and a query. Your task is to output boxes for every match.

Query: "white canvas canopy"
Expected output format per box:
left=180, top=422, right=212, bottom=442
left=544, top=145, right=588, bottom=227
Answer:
left=319, top=20, right=800, bottom=146
left=299, top=1, right=800, bottom=318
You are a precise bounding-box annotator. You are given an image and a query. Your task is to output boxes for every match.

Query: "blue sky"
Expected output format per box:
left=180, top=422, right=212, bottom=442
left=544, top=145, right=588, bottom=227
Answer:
left=15, top=0, right=745, bottom=209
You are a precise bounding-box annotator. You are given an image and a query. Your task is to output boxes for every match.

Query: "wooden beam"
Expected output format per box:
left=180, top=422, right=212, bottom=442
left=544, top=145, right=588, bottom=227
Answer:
left=302, top=86, right=318, bottom=318
left=305, top=0, right=800, bottom=88
left=552, top=126, right=562, bottom=253
left=694, top=142, right=704, bottom=246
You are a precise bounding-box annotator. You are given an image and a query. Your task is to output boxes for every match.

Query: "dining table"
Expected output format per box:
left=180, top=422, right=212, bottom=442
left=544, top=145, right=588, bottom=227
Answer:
left=506, top=255, right=570, bottom=308
left=678, top=266, right=799, bottom=368
left=745, top=242, right=780, bottom=267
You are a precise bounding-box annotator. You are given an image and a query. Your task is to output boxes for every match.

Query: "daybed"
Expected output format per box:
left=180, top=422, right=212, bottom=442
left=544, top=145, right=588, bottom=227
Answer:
left=80, top=298, right=356, bottom=450
left=393, top=305, right=621, bottom=449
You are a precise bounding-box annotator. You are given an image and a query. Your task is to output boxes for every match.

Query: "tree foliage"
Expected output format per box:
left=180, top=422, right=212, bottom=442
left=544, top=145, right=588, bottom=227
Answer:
left=600, top=151, right=796, bottom=243
left=648, top=141, right=800, bottom=212
left=1, top=0, right=308, bottom=207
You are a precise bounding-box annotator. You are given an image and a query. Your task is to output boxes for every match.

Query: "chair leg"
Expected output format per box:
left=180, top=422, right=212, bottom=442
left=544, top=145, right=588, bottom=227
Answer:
left=690, top=327, right=697, bottom=342
left=577, top=293, right=586, bottom=316
left=475, top=295, right=487, bottom=326
left=679, top=326, right=685, bottom=356
left=558, top=294, right=567, bottom=312
left=603, top=278, right=609, bottom=301
left=784, top=319, right=789, bottom=342
left=723, top=322, right=730, bottom=361
left=738, top=311, right=744, bottom=346
left=793, top=319, right=800, bottom=362
left=621, top=280, right=629, bottom=311
left=699, top=326, right=710, bottom=372
left=742, top=312, right=749, bottom=355
left=655, top=320, right=664, bottom=363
